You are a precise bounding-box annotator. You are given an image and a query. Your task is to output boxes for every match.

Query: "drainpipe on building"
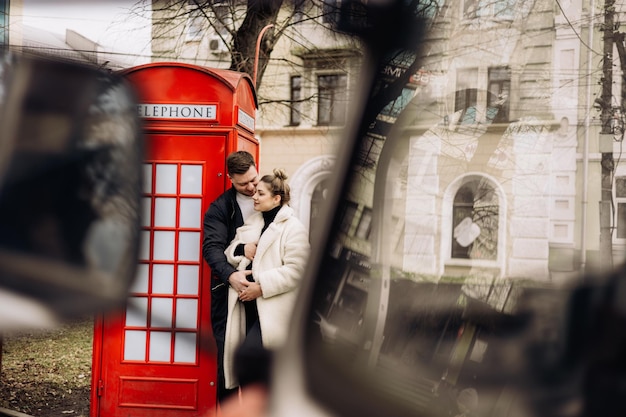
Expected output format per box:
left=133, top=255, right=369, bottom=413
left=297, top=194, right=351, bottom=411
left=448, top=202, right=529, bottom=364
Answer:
left=253, top=24, right=274, bottom=88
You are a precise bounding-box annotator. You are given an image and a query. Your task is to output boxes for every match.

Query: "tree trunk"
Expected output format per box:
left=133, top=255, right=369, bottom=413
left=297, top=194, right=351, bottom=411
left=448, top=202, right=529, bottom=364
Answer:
left=231, top=0, right=284, bottom=89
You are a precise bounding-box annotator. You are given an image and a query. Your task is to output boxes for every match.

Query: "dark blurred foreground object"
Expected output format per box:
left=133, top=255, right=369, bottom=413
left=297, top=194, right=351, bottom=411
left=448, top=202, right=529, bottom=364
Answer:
left=269, top=1, right=626, bottom=417
left=0, top=53, right=143, bottom=329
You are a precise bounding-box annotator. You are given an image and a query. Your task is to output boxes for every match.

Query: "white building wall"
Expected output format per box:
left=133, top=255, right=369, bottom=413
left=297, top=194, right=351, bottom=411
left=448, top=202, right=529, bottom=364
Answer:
left=402, top=135, right=440, bottom=275
left=508, top=127, right=552, bottom=279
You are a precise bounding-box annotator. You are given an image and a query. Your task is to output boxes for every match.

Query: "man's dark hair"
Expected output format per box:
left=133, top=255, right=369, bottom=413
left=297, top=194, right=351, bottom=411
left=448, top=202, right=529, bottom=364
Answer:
left=226, top=151, right=256, bottom=176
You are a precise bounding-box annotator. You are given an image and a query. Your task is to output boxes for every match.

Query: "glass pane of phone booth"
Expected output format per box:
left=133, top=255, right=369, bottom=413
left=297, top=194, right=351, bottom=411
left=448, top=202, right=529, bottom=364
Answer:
left=124, top=162, right=203, bottom=364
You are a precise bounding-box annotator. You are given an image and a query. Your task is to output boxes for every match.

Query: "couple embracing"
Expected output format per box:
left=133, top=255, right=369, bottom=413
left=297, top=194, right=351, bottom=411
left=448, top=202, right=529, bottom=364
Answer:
left=202, top=151, right=309, bottom=404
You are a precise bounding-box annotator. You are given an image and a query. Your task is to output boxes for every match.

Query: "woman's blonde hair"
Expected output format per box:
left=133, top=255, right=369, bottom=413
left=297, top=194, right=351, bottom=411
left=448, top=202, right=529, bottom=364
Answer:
left=260, top=168, right=290, bottom=205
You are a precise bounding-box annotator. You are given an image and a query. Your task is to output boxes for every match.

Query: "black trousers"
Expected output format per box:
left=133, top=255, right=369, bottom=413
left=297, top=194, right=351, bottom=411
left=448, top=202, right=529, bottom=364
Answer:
left=235, top=301, right=269, bottom=387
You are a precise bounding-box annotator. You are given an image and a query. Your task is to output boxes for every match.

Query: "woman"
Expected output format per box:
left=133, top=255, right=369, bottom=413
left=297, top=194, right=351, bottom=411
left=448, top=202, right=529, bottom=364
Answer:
left=223, top=168, right=310, bottom=390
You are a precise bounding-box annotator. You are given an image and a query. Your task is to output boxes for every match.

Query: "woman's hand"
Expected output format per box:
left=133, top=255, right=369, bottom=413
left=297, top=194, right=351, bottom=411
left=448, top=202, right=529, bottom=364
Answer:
left=244, top=242, right=257, bottom=261
left=239, top=281, right=263, bottom=302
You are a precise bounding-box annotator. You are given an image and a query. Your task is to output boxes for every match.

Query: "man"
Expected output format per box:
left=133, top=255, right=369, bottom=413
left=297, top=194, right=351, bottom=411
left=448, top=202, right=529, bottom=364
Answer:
left=202, top=150, right=259, bottom=404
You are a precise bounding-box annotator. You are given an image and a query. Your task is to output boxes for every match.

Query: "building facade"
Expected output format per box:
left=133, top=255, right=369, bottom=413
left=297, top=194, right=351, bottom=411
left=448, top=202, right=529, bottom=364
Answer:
left=149, top=0, right=626, bottom=281
left=308, top=3, right=626, bottom=413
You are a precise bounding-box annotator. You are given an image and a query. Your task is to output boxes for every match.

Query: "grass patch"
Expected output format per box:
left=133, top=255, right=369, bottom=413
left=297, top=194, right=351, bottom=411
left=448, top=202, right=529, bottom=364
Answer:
left=0, top=318, right=93, bottom=417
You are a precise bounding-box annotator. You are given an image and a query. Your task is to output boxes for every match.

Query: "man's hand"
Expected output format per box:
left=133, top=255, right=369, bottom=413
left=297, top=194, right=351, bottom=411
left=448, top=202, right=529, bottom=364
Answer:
left=228, top=270, right=253, bottom=292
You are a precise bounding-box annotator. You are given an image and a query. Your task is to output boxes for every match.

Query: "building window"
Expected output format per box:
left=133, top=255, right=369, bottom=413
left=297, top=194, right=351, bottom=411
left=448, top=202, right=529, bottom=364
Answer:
left=488, top=66, right=510, bottom=122
left=454, top=88, right=479, bottom=123
left=212, top=2, right=231, bottom=37
left=207, top=2, right=232, bottom=52
left=321, top=0, right=340, bottom=24
left=293, top=0, right=305, bottom=23
left=318, top=74, right=347, bottom=126
left=454, top=68, right=478, bottom=123
left=339, top=201, right=358, bottom=234
left=616, top=177, right=626, bottom=239
left=0, top=0, right=7, bottom=48
left=454, top=67, right=510, bottom=124
left=185, top=2, right=205, bottom=42
left=290, top=75, right=302, bottom=126
left=355, top=207, right=373, bottom=240
left=451, top=178, right=498, bottom=260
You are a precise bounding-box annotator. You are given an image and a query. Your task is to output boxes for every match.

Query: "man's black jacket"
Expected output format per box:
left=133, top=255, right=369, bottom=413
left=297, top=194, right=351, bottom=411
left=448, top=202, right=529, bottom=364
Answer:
left=202, top=187, right=244, bottom=288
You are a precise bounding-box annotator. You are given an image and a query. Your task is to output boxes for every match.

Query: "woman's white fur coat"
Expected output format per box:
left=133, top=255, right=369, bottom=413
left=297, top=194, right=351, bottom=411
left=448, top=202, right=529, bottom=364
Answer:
left=223, top=204, right=309, bottom=389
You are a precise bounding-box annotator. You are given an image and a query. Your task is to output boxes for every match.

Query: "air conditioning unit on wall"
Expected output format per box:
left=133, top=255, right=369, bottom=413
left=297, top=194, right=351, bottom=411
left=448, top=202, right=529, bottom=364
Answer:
left=209, top=35, right=229, bottom=54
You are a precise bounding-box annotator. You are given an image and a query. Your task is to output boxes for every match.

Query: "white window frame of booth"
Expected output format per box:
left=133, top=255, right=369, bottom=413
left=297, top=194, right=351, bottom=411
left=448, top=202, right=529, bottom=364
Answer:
left=440, top=173, right=506, bottom=273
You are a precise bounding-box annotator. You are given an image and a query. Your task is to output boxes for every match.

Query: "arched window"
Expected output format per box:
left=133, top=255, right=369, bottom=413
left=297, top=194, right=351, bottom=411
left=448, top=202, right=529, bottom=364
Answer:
left=451, top=178, right=498, bottom=260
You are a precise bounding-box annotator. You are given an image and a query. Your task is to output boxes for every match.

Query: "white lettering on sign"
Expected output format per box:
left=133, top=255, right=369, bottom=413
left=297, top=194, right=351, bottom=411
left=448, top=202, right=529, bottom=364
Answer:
left=137, top=104, right=217, bottom=120
left=237, top=108, right=255, bottom=131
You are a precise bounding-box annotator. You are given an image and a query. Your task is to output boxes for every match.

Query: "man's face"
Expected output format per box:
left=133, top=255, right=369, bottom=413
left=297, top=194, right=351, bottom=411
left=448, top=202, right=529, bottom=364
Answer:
left=229, top=165, right=259, bottom=197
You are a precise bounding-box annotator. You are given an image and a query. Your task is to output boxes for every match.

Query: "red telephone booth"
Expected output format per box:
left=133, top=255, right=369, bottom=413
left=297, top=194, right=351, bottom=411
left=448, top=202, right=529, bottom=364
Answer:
left=91, top=62, right=258, bottom=417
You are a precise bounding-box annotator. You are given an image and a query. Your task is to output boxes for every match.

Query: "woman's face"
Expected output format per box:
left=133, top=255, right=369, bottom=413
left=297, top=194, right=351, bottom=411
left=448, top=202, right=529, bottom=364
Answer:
left=253, top=181, right=281, bottom=212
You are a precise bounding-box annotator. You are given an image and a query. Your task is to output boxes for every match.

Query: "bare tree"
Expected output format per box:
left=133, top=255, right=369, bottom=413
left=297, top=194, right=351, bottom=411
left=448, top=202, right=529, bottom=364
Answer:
left=134, top=1, right=443, bottom=132
left=137, top=0, right=354, bottom=90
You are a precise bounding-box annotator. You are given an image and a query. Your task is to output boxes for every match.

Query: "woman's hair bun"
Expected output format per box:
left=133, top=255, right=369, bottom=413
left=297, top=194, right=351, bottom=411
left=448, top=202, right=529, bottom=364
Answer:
left=273, top=168, right=288, bottom=181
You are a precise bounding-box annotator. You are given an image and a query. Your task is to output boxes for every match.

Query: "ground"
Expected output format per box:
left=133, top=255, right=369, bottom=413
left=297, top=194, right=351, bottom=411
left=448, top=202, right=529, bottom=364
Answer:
left=0, top=318, right=92, bottom=417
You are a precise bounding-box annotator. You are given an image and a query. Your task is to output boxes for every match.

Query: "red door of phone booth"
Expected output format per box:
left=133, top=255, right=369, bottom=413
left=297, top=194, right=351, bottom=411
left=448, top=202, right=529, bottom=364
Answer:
left=91, top=63, right=258, bottom=417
